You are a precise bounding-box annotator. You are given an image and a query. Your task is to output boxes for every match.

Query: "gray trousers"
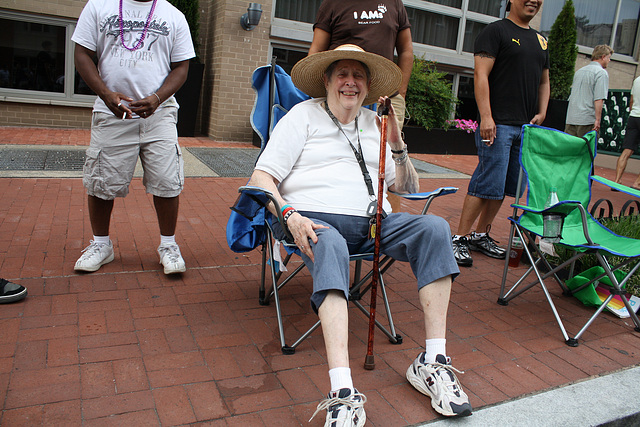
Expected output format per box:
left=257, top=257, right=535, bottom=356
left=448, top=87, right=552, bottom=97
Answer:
left=274, top=211, right=459, bottom=312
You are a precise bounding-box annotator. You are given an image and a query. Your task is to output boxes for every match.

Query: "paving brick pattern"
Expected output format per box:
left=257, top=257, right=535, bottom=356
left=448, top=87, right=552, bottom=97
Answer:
left=1, top=127, right=640, bottom=425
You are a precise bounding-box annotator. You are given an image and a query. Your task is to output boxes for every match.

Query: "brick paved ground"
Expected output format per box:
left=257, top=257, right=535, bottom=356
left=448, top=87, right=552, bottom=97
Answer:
left=1, top=127, right=639, bottom=425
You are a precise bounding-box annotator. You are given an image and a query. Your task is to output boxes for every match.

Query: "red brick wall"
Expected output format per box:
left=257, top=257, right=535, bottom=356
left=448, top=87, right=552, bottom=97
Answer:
left=0, top=102, right=91, bottom=129
left=201, top=0, right=273, bottom=142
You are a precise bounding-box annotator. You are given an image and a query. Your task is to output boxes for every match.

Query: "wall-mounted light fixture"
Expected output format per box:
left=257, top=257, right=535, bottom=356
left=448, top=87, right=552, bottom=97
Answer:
left=240, top=3, right=262, bottom=31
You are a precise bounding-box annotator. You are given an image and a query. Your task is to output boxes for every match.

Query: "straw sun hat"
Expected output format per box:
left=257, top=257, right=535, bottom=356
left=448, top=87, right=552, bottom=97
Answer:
left=291, top=44, right=402, bottom=106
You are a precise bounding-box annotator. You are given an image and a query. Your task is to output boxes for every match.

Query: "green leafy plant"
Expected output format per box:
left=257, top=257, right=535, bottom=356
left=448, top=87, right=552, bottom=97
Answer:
left=405, top=57, right=458, bottom=130
left=168, top=0, right=200, bottom=60
left=548, top=0, right=578, bottom=100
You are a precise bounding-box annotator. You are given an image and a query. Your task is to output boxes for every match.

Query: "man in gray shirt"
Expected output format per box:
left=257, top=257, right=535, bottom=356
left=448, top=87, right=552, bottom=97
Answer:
left=565, top=45, right=613, bottom=137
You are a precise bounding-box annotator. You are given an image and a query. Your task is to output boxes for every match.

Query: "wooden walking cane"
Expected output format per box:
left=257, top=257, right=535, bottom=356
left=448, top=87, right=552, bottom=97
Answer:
left=364, top=98, right=391, bottom=370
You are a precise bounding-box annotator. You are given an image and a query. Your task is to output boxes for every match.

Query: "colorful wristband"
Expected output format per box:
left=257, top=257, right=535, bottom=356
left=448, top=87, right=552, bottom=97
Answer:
left=281, top=205, right=295, bottom=219
left=283, top=209, right=297, bottom=224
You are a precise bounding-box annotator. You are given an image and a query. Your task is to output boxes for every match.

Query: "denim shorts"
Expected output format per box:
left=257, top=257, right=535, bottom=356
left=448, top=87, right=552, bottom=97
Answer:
left=468, top=124, right=524, bottom=200
left=273, top=211, right=459, bottom=312
left=83, top=107, right=184, bottom=199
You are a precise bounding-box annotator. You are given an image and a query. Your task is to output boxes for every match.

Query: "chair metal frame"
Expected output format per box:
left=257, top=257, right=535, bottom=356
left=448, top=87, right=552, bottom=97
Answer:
left=238, top=185, right=457, bottom=354
left=499, top=125, right=640, bottom=346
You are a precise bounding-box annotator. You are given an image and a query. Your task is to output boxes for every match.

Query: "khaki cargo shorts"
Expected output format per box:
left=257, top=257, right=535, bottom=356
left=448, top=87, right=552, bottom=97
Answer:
left=83, top=107, right=184, bottom=199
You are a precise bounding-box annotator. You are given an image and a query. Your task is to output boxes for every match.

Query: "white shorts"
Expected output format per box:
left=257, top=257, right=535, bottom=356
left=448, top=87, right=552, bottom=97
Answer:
left=83, top=107, right=184, bottom=199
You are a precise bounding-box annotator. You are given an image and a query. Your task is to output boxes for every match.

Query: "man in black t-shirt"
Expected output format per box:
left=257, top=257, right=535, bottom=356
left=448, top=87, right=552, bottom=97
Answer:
left=452, top=0, right=550, bottom=267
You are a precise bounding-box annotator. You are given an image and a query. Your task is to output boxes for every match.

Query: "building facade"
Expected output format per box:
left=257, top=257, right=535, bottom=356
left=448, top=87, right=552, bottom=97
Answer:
left=1, top=0, right=639, bottom=143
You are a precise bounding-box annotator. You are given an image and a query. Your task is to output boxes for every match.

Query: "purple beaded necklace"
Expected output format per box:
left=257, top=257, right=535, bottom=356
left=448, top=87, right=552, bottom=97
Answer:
left=119, top=0, right=158, bottom=51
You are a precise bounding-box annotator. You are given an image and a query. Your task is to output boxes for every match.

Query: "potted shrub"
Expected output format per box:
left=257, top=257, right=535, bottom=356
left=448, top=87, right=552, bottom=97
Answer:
left=542, top=0, right=577, bottom=131
left=403, top=56, right=477, bottom=154
left=169, top=0, right=204, bottom=137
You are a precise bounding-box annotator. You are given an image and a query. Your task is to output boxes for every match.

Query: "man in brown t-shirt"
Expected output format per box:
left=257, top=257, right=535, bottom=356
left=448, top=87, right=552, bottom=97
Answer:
left=309, top=1, right=413, bottom=213
left=309, top=0, right=413, bottom=128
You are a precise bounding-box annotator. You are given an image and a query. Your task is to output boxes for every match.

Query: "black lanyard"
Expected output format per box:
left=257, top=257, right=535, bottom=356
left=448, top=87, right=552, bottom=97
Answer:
left=324, top=101, right=375, bottom=199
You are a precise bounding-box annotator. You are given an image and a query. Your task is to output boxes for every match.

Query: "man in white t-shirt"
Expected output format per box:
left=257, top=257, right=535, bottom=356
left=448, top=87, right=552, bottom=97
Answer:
left=565, top=45, right=613, bottom=137
left=71, top=0, right=195, bottom=274
left=249, top=45, right=471, bottom=425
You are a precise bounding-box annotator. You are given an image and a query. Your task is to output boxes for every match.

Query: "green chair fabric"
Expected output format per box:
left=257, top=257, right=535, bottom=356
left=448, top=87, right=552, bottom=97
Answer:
left=499, top=124, right=640, bottom=346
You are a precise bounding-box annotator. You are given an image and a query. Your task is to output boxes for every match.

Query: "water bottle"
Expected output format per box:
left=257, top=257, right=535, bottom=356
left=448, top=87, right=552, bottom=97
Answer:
left=542, top=187, right=562, bottom=243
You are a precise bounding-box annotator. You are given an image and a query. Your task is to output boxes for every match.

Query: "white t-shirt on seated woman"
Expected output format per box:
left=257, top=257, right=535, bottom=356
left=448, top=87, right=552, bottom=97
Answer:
left=255, top=98, right=396, bottom=217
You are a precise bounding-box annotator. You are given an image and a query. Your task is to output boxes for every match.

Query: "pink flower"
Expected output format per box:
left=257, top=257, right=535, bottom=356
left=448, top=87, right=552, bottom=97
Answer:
left=446, top=119, right=478, bottom=133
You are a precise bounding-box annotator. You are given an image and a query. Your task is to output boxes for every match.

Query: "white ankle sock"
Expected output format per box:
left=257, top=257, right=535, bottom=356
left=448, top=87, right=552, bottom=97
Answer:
left=425, top=338, right=447, bottom=363
left=93, top=235, right=110, bottom=245
left=329, top=367, right=353, bottom=391
left=160, top=235, right=176, bottom=246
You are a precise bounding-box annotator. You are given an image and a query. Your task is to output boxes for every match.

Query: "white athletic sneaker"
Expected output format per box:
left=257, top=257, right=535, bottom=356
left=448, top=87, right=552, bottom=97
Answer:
left=406, top=353, right=472, bottom=417
left=74, top=240, right=114, bottom=272
left=309, top=388, right=366, bottom=427
left=157, top=243, right=186, bottom=274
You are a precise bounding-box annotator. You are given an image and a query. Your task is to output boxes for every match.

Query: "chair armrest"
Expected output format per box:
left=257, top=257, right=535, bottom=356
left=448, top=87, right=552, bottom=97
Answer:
left=512, top=200, right=582, bottom=217
left=512, top=201, right=597, bottom=245
left=392, top=186, right=458, bottom=215
left=591, top=175, right=640, bottom=198
left=238, top=186, right=294, bottom=242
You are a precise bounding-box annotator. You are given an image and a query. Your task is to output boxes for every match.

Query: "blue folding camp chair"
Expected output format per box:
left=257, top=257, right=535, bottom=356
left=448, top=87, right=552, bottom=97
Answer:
left=499, top=125, right=640, bottom=346
left=227, top=60, right=458, bottom=354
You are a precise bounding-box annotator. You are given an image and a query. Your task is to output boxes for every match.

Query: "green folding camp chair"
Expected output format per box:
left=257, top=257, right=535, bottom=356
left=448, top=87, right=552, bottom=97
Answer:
left=498, top=125, right=640, bottom=346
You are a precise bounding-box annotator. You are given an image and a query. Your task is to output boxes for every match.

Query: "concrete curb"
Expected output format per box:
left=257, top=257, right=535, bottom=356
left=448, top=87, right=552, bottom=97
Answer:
left=422, top=365, right=640, bottom=427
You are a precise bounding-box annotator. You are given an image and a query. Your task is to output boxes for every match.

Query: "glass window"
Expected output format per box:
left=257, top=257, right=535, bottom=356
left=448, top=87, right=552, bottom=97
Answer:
left=407, top=7, right=459, bottom=50
left=463, top=20, right=488, bottom=52
left=74, top=67, right=97, bottom=96
left=468, top=0, right=502, bottom=17
left=575, top=0, right=615, bottom=48
left=274, top=0, right=322, bottom=23
left=614, top=0, right=640, bottom=55
left=272, top=47, right=307, bottom=75
left=0, top=11, right=95, bottom=102
left=540, top=0, right=639, bottom=56
left=456, top=75, right=477, bottom=119
left=0, top=18, right=66, bottom=93
left=424, top=0, right=462, bottom=7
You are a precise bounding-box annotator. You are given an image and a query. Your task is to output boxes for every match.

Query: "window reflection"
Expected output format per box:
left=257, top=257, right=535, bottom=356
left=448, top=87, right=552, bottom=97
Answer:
left=463, top=20, right=488, bottom=52
left=457, top=75, right=477, bottom=120
left=0, top=18, right=65, bottom=93
left=539, top=0, right=639, bottom=56
left=424, top=0, right=462, bottom=8
left=272, top=47, right=307, bottom=75
left=407, top=7, right=459, bottom=50
left=613, top=0, right=640, bottom=55
left=468, top=0, right=502, bottom=17
left=274, top=0, right=322, bottom=23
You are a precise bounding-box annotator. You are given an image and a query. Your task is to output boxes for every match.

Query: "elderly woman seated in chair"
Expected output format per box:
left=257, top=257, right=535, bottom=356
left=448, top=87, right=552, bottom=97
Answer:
left=248, top=44, right=471, bottom=426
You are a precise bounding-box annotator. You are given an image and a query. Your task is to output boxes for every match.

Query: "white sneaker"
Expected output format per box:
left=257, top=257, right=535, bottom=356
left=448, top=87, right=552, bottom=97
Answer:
left=406, top=353, right=472, bottom=417
left=75, top=240, right=114, bottom=272
left=309, top=388, right=366, bottom=427
left=157, top=243, right=186, bottom=274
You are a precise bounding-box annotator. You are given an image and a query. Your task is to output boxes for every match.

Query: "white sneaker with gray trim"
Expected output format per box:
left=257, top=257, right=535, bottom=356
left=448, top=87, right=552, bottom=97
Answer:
left=157, top=243, right=186, bottom=274
left=74, top=240, right=114, bottom=272
left=309, top=388, right=366, bottom=427
left=406, top=353, right=472, bottom=417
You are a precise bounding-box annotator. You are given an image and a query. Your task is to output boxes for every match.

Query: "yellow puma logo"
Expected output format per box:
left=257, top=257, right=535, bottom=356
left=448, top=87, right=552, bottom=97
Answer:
left=512, top=38, right=520, bottom=45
